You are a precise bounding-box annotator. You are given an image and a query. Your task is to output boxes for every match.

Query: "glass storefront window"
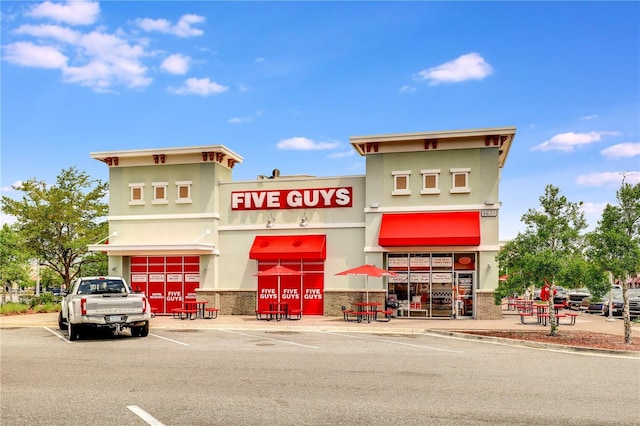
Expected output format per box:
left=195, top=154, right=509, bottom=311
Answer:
left=386, top=252, right=476, bottom=319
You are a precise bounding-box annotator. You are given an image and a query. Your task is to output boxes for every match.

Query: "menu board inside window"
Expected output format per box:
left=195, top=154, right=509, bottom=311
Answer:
left=409, top=272, right=430, bottom=283
left=388, top=272, right=408, bottom=283
left=388, top=254, right=409, bottom=269
left=410, top=254, right=430, bottom=269
left=431, top=255, right=453, bottom=269
left=432, top=272, right=453, bottom=283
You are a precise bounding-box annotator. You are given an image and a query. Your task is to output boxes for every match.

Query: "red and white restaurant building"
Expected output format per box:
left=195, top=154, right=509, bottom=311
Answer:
left=89, top=127, right=516, bottom=320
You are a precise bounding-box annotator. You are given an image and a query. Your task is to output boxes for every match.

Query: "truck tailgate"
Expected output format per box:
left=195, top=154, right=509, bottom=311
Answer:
left=86, top=296, right=144, bottom=314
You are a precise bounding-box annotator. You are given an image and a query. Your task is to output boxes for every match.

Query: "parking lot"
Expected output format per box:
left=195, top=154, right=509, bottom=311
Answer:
left=1, top=324, right=639, bottom=425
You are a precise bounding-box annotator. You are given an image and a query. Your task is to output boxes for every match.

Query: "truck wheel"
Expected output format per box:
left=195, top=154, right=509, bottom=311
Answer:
left=132, top=321, right=149, bottom=337
left=58, top=312, right=68, bottom=330
left=68, top=322, right=80, bottom=341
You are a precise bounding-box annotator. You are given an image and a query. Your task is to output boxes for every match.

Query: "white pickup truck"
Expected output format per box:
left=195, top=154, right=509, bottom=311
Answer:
left=58, top=276, right=151, bottom=341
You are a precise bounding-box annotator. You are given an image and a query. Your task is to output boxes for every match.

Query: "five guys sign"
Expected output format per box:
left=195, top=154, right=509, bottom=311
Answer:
left=232, top=187, right=352, bottom=210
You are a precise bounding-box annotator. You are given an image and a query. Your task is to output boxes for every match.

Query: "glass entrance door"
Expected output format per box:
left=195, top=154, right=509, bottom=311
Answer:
left=454, top=272, right=474, bottom=318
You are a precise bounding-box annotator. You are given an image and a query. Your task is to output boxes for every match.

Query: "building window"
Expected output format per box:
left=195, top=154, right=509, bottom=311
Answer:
left=420, top=169, right=441, bottom=194
left=392, top=171, right=411, bottom=195
left=450, top=168, right=471, bottom=193
left=129, top=183, right=145, bottom=205
left=152, top=182, right=168, bottom=205
left=176, top=181, right=192, bottom=204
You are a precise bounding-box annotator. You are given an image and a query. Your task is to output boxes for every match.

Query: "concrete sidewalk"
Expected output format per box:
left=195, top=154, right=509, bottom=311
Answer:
left=2, top=309, right=639, bottom=337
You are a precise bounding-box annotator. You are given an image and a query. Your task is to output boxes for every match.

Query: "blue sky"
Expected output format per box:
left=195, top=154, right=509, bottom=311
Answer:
left=1, top=1, right=639, bottom=240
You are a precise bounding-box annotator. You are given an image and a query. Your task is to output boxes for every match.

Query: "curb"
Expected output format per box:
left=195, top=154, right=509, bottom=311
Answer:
left=426, top=329, right=640, bottom=358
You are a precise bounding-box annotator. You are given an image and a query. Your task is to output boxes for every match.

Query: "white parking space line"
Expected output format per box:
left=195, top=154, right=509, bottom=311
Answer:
left=127, top=405, right=165, bottom=426
left=219, top=329, right=320, bottom=349
left=150, top=333, right=189, bottom=346
left=320, top=331, right=465, bottom=353
left=43, top=327, right=71, bottom=343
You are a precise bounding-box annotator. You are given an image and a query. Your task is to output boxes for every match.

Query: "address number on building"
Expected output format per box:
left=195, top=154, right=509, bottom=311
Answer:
left=481, top=209, right=498, bottom=217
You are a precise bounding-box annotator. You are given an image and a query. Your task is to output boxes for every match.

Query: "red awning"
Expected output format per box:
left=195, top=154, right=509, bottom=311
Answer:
left=249, top=235, right=326, bottom=260
left=378, top=212, right=480, bottom=246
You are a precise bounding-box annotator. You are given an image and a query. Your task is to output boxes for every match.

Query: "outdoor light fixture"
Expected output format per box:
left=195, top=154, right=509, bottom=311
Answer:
left=266, top=213, right=275, bottom=228
left=299, top=212, right=308, bottom=227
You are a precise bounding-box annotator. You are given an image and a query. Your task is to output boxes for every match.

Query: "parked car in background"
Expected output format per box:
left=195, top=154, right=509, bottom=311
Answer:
left=603, top=288, right=640, bottom=317
left=586, top=289, right=622, bottom=315
left=566, top=288, right=591, bottom=310
left=629, top=296, right=640, bottom=320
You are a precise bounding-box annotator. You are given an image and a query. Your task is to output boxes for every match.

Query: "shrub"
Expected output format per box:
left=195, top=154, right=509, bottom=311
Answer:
left=0, top=302, right=30, bottom=315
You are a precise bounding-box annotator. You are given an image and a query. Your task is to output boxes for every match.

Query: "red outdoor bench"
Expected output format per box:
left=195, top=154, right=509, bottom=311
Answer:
left=561, top=312, right=578, bottom=325
left=288, top=309, right=302, bottom=320
left=255, top=310, right=285, bottom=321
left=172, top=308, right=197, bottom=320
left=204, top=307, right=219, bottom=319
left=519, top=311, right=537, bottom=324
left=375, top=309, right=394, bottom=322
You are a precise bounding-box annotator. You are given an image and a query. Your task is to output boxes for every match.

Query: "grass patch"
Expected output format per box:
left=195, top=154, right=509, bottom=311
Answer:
left=0, top=302, right=30, bottom=315
left=0, top=301, right=60, bottom=315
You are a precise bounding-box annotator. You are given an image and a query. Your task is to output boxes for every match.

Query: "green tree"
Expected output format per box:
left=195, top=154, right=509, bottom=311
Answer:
left=496, top=185, right=587, bottom=336
left=0, top=224, right=31, bottom=303
left=588, top=180, right=640, bottom=344
left=1, top=167, right=109, bottom=288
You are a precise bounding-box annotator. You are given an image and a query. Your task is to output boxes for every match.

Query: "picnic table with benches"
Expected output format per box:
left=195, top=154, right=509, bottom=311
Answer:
left=171, top=301, right=218, bottom=320
left=518, top=303, right=578, bottom=326
left=255, top=302, right=303, bottom=321
left=342, top=302, right=393, bottom=323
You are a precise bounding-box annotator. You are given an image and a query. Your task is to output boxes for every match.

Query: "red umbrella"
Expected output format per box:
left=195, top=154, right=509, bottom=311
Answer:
left=335, top=264, right=397, bottom=303
left=255, top=265, right=301, bottom=277
left=255, top=265, right=302, bottom=305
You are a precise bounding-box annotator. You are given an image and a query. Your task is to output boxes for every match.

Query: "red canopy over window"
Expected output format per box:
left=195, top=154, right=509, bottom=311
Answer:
left=249, top=235, right=326, bottom=260
left=378, top=212, right=480, bottom=246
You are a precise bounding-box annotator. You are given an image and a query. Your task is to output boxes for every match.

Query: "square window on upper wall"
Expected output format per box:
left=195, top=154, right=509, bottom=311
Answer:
left=420, top=169, right=441, bottom=195
left=392, top=170, right=411, bottom=195
left=176, top=181, right=192, bottom=204
left=152, top=182, right=168, bottom=205
left=129, top=183, right=145, bottom=205
left=450, top=168, right=470, bottom=194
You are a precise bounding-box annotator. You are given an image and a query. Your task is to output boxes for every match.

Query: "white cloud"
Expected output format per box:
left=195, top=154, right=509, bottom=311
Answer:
left=532, top=131, right=620, bottom=152
left=14, top=23, right=81, bottom=44
left=136, top=14, right=205, bottom=37
left=399, top=85, right=416, bottom=93
left=61, top=30, right=151, bottom=90
left=601, top=142, right=640, bottom=159
left=161, top=54, right=190, bottom=75
left=581, top=201, right=608, bottom=214
left=0, top=213, right=17, bottom=227
left=277, top=137, right=341, bottom=150
left=229, top=117, right=251, bottom=124
left=579, top=114, right=598, bottom=121
left=255, top=57, right=265, bottom=63
left=1, top=181, right=23, bottom=193
left=4, top=41, right=68, bottom=68
left=6, top=23, right=153, bottom=91
left=577, top=171, right=640, bottom=187
left=416, top=52, right=492, bottom=85
left=327, top=150, right=355, bottom=159
left=27, top=0, right=100, bottom=26
left=169, top=77, right=228, bottom=96
left=229, top=110, right=263, bottom=124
